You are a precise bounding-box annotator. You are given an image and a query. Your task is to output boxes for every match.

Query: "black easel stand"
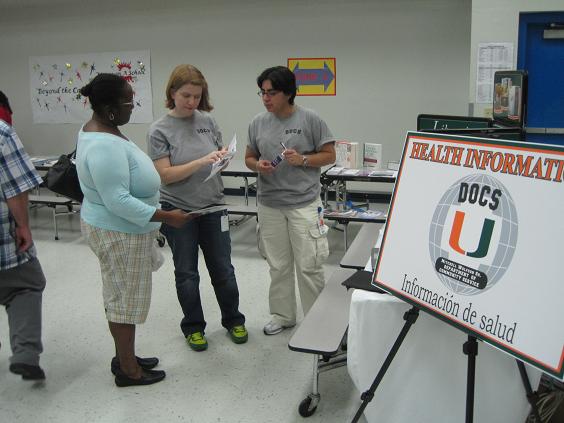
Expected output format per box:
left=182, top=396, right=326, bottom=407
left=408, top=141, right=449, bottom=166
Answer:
left=350, top=312, right=543, bottom=423
left=517, top=360, right=542, bottom=422
left=463, top=335, right=478, bottom=423
left=350, top=306, right=420, bottom=423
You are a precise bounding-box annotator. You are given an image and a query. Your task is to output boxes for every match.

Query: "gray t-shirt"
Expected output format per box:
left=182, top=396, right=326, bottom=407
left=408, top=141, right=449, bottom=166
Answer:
left=247, top=105, right=334, bottom=209
left=147, top=111, right=224, bottom=210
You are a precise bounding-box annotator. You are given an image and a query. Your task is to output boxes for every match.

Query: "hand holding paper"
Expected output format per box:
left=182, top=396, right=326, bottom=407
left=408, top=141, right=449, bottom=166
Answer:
left=204, top=134, right=237, bottom=182
left=202, top=149, right=227, bottom=166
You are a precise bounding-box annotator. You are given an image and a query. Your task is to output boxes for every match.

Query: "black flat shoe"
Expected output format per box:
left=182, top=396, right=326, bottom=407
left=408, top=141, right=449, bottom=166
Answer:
left=110, top=356, right=159, bottom=375
left=114, top=368, right=166, bottom=387
left=9, top=363, right=46, bottom=380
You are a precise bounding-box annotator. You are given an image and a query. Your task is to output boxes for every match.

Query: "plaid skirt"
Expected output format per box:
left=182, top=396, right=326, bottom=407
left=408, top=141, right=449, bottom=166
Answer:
left=81, top=220, right=156, bottom=324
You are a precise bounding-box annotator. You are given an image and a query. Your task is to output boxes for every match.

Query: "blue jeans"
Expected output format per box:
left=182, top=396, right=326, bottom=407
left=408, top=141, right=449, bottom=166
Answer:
left=160, top=202, right=245, bottom=336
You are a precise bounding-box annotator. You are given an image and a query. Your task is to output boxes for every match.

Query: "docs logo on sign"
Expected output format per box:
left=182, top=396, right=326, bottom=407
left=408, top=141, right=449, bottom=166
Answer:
left=428, top=174, right=518, bottom=295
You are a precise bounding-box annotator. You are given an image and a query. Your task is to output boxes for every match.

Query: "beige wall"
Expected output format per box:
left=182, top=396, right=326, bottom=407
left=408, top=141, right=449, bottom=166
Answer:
left=0, top=0, right=471, bottom=177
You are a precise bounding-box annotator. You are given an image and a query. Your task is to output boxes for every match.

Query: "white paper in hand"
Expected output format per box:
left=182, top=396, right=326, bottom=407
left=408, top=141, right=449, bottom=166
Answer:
left=204, top=134, right=237, bottom=182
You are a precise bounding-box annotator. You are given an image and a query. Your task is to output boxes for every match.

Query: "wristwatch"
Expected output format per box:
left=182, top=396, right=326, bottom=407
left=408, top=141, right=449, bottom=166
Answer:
left=302, top=155, right=309, bottom=167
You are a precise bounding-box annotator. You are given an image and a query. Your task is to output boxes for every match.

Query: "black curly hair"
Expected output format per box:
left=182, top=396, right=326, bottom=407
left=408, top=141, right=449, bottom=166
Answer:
left=79, top=73, right=129, bottom=116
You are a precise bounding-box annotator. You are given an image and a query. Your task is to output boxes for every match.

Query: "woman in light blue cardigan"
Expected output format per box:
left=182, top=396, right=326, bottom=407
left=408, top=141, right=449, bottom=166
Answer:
left=77, top=74, right=191, bottom=387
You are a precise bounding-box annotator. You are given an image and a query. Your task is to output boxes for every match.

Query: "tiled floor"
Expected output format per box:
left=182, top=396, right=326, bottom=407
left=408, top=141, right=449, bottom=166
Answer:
left=0, top=201, right=368, bottom=423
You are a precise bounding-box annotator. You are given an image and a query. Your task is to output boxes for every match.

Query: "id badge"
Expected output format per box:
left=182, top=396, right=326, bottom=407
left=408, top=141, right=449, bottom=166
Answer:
left=221, top=214, right=229, bottom=232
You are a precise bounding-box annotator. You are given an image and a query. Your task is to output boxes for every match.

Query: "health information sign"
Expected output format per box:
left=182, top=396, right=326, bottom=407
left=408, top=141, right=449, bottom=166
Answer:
left=373, top=132, right=564, bottom=380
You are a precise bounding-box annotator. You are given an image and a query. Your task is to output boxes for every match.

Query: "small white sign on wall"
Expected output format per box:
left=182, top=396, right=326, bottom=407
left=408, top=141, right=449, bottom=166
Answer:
left=475, top=42, right=513, bottom=104
left=29, top=50, right=152, bottom=124
left=374, top=131, right=564, bottom=380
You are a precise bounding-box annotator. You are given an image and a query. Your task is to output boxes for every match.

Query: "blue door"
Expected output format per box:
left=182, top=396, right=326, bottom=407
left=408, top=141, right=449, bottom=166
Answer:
left=518, top=12, right=564, bottom=146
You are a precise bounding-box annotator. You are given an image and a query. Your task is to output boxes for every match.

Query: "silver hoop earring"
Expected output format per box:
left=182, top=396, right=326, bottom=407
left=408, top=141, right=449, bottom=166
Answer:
left=109, top=112, right=115, bottom=121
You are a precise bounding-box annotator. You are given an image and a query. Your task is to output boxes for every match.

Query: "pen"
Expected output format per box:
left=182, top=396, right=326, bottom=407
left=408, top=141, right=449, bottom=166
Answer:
left=280, top=142, right=287, bottom=150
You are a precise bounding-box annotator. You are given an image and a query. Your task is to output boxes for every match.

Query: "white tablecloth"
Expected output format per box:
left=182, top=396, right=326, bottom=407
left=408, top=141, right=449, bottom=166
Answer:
left=347, top=290, right=541, bottom=423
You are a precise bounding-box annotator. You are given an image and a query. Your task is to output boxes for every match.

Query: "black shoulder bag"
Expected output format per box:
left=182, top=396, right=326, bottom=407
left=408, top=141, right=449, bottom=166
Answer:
left=44, top=150, right=84, bottom=203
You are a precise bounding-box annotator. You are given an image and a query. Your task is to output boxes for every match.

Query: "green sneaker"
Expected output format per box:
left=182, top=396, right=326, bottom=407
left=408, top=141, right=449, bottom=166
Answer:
left=229, top=325, right=248, bottom=344
left=186, top=332, right=208, bottom=351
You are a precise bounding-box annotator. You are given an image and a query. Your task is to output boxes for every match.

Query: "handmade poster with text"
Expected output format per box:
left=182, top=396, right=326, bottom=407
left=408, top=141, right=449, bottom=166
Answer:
left=373, top=131, right=564, bottom=380
left=29, top=50, right=152, bottom=124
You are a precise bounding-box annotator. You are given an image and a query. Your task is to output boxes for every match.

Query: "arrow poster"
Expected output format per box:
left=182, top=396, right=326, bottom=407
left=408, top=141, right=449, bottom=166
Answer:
left=29, top=50, right=152, bottom=124
left=288, top=57, right=336, bottom=96
left=373, top=132, right=564, bottom=380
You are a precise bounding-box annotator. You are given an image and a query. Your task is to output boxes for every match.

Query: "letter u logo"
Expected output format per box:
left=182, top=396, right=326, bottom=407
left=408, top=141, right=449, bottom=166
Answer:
left=449, top=211, right=495, bottom=258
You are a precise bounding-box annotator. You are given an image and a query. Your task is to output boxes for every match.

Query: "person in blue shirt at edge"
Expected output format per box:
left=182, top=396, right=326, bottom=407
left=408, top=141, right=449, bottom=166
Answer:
left=0, top=90, right=47, bottom=381
left=245, top=66, right=336, bottom=335
left=76, top=74, right=192, bottom=387
left=147, top=64, right=247, bottom=352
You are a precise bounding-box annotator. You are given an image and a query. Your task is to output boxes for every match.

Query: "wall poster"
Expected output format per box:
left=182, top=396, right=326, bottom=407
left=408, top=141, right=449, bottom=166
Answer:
left=288, top=57, right=336, bottom=96
left=29, top=50, right=152, bottom=124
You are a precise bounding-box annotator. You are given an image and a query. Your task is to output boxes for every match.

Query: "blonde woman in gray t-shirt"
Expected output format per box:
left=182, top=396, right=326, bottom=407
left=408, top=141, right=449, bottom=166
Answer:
left=246, top=66, right=336, bottom=335
left=147, top=65, right=247, bottom=351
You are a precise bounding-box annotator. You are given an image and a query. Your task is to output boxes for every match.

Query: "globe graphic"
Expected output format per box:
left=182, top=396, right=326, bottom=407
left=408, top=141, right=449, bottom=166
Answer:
left=428, top=174, right=518, bottom=295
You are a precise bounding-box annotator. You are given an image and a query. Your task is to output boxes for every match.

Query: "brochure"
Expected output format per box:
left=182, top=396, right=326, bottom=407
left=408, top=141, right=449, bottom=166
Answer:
left=187, top=205, right=227, bottom=216
left=368, top=169, right=397, bottom=177
left=31, top=156, right=59, bottom=167
left=326, top=166, right=344, bottom=175
left=204, top=134, right=237, bottom=182
left=335, top=141, right=359, bottom=168
left=363, top=143, right=382, bottom=168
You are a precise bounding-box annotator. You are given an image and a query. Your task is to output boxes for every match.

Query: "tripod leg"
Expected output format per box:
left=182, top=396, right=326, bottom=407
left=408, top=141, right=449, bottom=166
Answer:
left=517, top=360, right=542, bottom=422
left=350, top=306, right=419, bottom=423
left=463, top=335, right=478, bottom=423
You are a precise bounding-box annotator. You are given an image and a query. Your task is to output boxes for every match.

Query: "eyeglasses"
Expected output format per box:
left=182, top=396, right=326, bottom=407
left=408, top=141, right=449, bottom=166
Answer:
left=257, top=90, right=280, bottom=98
left=119, top=102, right=135, bottom=108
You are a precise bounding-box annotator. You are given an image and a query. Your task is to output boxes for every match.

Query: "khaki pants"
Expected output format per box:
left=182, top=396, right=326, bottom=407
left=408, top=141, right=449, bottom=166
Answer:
left=258, top=200, right=329, bottom=325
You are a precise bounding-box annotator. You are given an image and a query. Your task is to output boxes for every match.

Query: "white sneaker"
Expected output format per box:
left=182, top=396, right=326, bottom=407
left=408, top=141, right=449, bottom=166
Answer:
left=263, top=320, right=295, bottom=335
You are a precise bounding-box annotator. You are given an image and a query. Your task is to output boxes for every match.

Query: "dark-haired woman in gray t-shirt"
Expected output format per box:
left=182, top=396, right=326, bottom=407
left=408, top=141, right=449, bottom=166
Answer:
left=147, top=64, right=247, bottom=351
left=246, top=66, right=336, bottom=336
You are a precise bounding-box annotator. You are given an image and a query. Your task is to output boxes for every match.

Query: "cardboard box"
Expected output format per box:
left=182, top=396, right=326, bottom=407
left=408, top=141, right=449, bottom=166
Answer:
left=335, top=141, right=359, bottom=168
